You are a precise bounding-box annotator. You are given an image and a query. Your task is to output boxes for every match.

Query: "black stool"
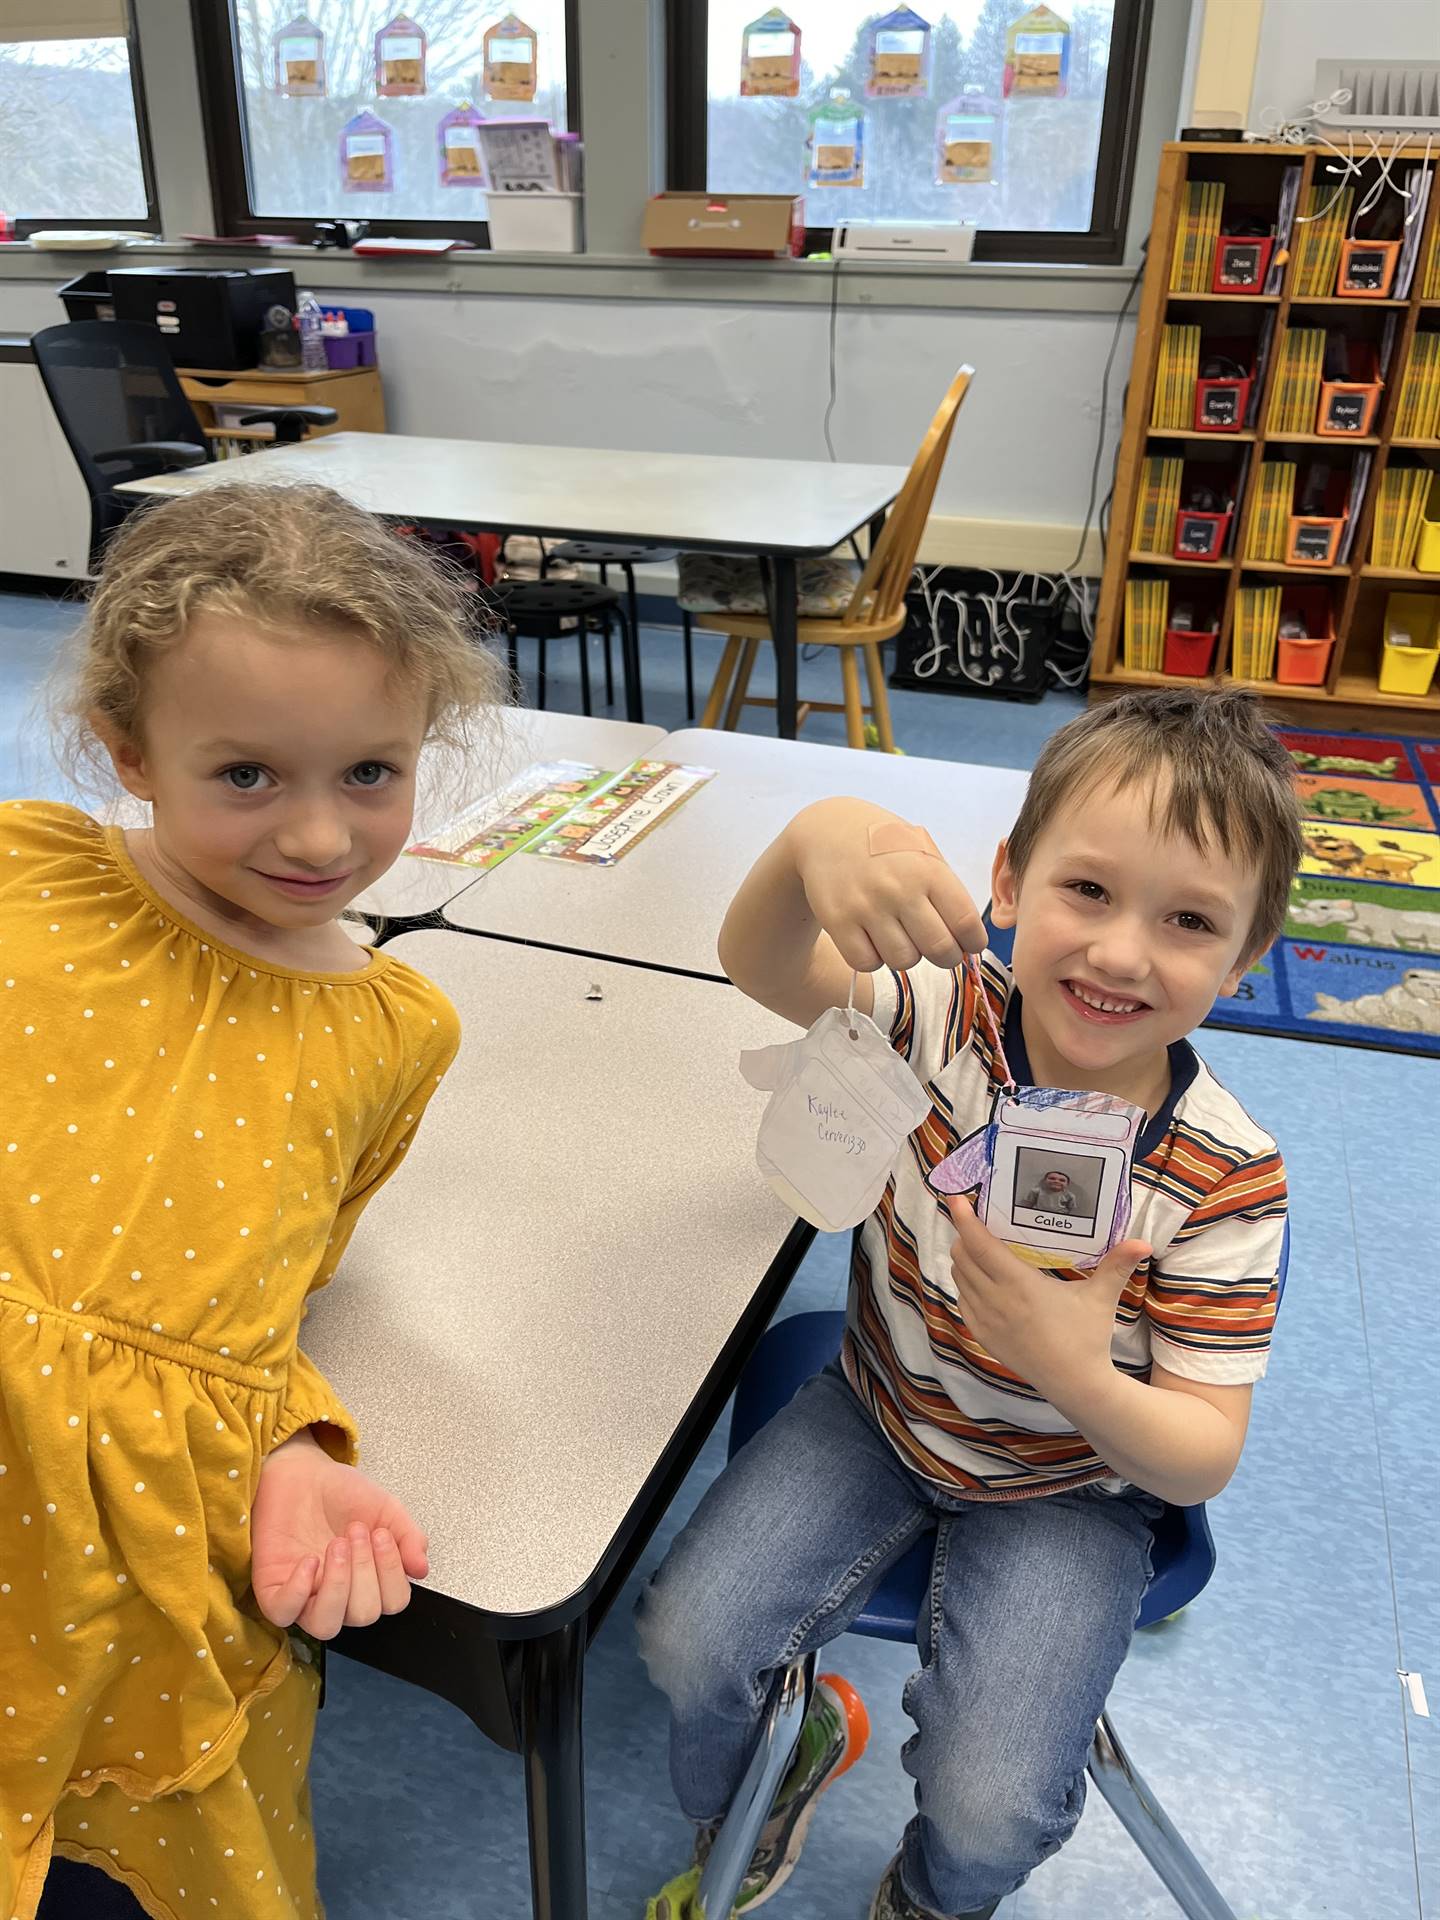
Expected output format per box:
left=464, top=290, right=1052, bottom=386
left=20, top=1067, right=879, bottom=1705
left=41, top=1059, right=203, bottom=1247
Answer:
left=545, top=541, right=694, bottom=721
left=494, top=578, right=633, bottom=717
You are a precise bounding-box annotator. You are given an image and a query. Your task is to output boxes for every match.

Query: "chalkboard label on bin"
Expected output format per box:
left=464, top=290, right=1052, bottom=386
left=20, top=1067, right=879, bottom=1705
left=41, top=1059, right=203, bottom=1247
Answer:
left=1323, top=392, right=1368, bottom=433
left=1177, top=514, right=1220, bottom=555
left=1343, top=249, right=1388, bottom=291
left=1293, top=523, right=1333, bottom=560
left=1217, top=242, right=1263, bottom=287
left=1201, top=388, right=1241, bottom=426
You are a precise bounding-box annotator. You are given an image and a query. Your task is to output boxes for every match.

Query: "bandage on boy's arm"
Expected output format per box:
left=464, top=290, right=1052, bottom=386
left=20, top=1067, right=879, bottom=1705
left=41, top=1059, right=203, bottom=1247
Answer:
left=718, top=796, right=985, bottom=1031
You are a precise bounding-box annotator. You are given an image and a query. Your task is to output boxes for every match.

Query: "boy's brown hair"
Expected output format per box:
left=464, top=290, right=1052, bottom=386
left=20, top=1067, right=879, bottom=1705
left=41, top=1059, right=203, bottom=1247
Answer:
left=1004, top=688, right=1303, bottom=960
left=55, top=481, right=511, bottom=791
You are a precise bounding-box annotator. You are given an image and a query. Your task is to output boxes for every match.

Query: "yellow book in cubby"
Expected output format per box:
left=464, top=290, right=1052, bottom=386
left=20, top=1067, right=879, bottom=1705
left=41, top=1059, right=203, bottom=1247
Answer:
left=1291, top=184, right=1354, bottom=296
left=1233, top=585, right=1281, bottom=681
left=1123, top=578, right=1169, bottom=673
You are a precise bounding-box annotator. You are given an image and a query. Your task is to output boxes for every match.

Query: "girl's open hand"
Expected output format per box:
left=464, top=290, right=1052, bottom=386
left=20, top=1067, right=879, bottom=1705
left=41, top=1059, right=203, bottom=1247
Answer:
left=251, top=1429, right=430, bottom=1639
left=791, top=800, right=986, bottom=974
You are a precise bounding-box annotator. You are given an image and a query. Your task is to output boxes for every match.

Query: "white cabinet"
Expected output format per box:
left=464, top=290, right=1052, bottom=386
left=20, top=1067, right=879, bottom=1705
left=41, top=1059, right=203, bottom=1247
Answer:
left=0, top=343, right=93, bottom=581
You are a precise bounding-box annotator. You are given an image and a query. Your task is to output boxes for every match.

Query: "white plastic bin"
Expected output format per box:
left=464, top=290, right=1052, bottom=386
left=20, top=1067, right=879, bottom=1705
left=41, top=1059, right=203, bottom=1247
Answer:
left=486, top=192, right=583, bottom=254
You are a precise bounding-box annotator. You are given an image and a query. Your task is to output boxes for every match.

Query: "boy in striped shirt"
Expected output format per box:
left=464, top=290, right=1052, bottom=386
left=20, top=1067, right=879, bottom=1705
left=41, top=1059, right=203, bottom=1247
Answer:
left=638, top=689, right=1301, bottom=1920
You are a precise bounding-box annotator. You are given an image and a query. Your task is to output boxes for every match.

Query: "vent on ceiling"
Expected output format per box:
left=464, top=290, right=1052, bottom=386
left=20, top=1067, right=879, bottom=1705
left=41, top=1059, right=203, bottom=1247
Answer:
left=1313, top=60, right=1440, bottom=134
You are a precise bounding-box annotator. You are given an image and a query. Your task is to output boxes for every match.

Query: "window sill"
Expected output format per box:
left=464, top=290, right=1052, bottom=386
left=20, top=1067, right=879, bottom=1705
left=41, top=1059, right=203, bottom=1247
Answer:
left=0, top=238, right=1140, bottom=313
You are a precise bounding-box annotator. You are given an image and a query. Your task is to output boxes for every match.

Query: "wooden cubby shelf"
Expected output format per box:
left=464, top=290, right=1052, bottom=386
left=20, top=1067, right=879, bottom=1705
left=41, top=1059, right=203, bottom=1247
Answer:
left=1093, top=140, right=1440, bottom=731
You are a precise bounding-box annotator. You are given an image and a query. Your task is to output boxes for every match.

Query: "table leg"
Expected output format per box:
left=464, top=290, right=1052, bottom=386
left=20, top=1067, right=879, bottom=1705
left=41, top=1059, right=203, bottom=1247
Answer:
left=520, top=1619, right=588, bottom=1920
left=868, top=509, right=888, bottom=556
left=764, top=554, right=799, bottom=741
left=618, top=591, right=645, bottom=724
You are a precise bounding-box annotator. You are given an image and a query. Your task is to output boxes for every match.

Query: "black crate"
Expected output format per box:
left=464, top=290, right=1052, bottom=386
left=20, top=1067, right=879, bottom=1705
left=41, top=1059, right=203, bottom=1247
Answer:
left=889, top=573, right=1065, bottom=701
left=108, top=268, right=297, bottom=369
left=58, top=271, right=115, bottom=322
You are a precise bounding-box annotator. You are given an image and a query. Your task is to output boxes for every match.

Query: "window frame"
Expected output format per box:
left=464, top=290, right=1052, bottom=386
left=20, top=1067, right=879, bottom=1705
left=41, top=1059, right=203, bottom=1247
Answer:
left=190, top=0, right=581, bottom=247
left=8, top=6, right=161, bottom=236
left=666, top=0, right=1154, bottom=267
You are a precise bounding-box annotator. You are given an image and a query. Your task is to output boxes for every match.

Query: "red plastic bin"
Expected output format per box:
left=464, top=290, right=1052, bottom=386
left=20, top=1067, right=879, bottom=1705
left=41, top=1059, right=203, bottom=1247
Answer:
left=1173, top=507, right=1232, bottom=559
left=1193, top=373, right=1252, bottom=433
left=1275, top=584, right=1335, bottom=686
left=1163, top=626, right=1219, bottom=676
left=1210, top=234, right=1274, bottom=295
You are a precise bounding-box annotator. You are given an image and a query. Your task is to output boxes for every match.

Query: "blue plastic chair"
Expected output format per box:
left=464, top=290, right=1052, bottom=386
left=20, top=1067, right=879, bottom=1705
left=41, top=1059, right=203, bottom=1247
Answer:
left=692, top=1225, right=1290, bottom=1919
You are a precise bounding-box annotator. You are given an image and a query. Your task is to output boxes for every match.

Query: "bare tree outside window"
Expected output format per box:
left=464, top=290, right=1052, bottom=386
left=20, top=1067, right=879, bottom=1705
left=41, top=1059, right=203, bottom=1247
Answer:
left=706, top=0, right=1116, bottom=234
left=233, top=1, right=569, bottom=221
left=0, top=36, right=148, bottom=222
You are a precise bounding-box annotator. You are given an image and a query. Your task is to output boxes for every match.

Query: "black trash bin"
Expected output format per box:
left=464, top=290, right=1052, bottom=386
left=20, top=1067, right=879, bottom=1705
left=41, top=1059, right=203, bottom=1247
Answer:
left=58, top=271, right=115, bottom=322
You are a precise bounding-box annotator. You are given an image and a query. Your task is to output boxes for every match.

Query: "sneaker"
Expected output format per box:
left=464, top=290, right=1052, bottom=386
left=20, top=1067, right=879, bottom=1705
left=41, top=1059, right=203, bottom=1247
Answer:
left=644, top=1866, right=702, bottom=1919
left=868, top=1853, right=999, bottom=1920
left=692, top=1672, right=869, bottom=1911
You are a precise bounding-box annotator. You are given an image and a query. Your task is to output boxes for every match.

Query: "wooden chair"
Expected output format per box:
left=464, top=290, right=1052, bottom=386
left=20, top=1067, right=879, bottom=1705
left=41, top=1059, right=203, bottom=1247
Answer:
left=693, top=365, right=974, bottom=751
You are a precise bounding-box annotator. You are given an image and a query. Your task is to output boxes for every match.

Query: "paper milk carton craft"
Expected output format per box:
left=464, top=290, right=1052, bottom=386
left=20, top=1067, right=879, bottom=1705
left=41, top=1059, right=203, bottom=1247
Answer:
left=927, top=1085, right=1146, bottom=1269
left=740, top=999, right=932, bottom=1233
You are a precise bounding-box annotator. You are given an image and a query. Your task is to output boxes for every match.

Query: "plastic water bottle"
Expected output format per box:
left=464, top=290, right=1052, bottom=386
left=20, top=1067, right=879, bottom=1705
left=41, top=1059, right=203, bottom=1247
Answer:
left=297, top=290, right=327, bottom=372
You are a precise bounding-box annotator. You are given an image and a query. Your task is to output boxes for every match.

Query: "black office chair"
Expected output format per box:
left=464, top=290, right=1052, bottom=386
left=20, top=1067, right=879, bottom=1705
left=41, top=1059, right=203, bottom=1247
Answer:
left=31, top=320, right=337, bottom=565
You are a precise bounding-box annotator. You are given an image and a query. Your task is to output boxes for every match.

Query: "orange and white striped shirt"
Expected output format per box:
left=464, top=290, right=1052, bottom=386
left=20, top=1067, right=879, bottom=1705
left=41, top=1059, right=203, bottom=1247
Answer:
left=844, top=956, right=1287, bottom=1501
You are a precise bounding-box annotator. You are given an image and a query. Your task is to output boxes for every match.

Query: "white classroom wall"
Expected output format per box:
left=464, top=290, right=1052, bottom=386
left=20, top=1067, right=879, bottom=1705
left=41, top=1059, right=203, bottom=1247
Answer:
left=1248, top=0, right=1440, bottom=128
left=6, top=0, right=1440, bottom=570
left=0, top=274, right=1127, bottom=565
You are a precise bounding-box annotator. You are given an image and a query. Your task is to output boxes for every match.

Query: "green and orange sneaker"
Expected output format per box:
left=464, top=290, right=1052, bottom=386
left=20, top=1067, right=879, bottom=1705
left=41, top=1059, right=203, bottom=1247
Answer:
left=690, top=1672, right=869, bottom=1912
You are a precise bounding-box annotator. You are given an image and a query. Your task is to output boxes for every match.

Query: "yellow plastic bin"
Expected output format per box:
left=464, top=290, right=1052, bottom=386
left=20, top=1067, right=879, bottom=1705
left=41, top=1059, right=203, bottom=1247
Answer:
left=1380, top=592, right=1440, bottom=696
left=1416, top=475, right=1440, bottom=575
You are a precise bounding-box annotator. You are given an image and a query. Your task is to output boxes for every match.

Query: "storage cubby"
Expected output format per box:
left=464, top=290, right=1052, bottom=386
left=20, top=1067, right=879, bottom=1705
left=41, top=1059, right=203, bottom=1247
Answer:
left=1096, top=139, right=1440, bottom=728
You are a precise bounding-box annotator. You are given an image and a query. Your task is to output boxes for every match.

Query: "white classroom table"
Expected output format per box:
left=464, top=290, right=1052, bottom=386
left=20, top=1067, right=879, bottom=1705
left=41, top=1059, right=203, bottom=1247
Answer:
left=116, top=433, right=909, bottom=739
left=349, top=708, right=665, bottom=922
left=444, top=728, right=1031, bottom=978
left=304, top=932, right=807, bottom=1920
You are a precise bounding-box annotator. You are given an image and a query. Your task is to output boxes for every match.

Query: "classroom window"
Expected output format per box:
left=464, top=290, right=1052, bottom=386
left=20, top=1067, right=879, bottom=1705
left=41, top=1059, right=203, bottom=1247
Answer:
left=196, top=0, right=574, bottom=236
left=669, top=0, right=1152, bottom=264
left=0, top=1, right=155, bottom=231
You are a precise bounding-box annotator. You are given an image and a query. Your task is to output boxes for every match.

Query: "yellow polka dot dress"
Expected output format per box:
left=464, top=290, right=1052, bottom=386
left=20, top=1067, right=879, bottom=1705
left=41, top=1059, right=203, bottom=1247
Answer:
left=0, top=804, right=461, bottom=1920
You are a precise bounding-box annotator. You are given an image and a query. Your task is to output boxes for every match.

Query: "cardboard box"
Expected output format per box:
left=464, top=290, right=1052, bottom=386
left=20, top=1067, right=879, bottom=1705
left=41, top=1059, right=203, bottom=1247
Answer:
left=643, top=192, right=804, bottom=259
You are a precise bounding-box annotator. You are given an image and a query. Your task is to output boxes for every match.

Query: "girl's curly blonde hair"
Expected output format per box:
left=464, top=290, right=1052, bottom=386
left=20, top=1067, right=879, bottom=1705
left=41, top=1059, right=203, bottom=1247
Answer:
left=54, top=481, right=512, bottom=794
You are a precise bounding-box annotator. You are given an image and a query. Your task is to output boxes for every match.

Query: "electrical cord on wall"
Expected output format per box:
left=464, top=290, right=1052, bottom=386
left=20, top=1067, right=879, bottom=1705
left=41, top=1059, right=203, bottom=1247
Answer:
left=823, top=253, right=842, bottom=462
left=1059, top=241, right=1146, bottom=579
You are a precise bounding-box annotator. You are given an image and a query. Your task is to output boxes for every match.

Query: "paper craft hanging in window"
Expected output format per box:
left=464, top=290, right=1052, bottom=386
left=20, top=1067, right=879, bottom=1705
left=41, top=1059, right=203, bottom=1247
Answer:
left=1004, top=4, right=1070, bottom=98
left=740, top=8, right=802, bottom=98
left=439, top=102, right=486, bottom=187
left=808, top=91, right=864, bottom=190
left=271, top=14, right=326, bottom=96
left=866, top=7, right=931, bottom=100
left=483, top=13, right=539, bottom=102
left=936, top=86, right=1000, bottom=184
left=340, top=111, right=395, bottom=193
left=376, top=14, right=428, bottom=97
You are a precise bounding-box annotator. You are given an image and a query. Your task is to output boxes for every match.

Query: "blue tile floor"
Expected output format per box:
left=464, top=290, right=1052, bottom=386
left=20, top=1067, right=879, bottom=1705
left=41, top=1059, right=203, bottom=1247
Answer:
left=3, top=591, right=1433, bottom=1919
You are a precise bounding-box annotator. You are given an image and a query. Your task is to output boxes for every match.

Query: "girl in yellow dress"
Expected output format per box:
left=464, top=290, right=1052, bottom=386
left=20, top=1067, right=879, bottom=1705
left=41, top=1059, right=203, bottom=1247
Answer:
left=1, top=483, right=508, bottom=1920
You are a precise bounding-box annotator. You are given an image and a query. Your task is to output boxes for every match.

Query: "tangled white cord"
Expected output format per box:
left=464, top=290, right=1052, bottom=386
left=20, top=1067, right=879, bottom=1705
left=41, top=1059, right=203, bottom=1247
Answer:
left=908, top=566, right=1095, bottom=689
left=1258, top=87, right=1353, bottom=147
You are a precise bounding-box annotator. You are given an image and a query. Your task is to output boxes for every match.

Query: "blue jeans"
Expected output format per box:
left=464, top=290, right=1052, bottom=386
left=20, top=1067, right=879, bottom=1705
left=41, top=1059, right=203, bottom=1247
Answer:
left=636, top=1359, right=1163, bottom=1918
